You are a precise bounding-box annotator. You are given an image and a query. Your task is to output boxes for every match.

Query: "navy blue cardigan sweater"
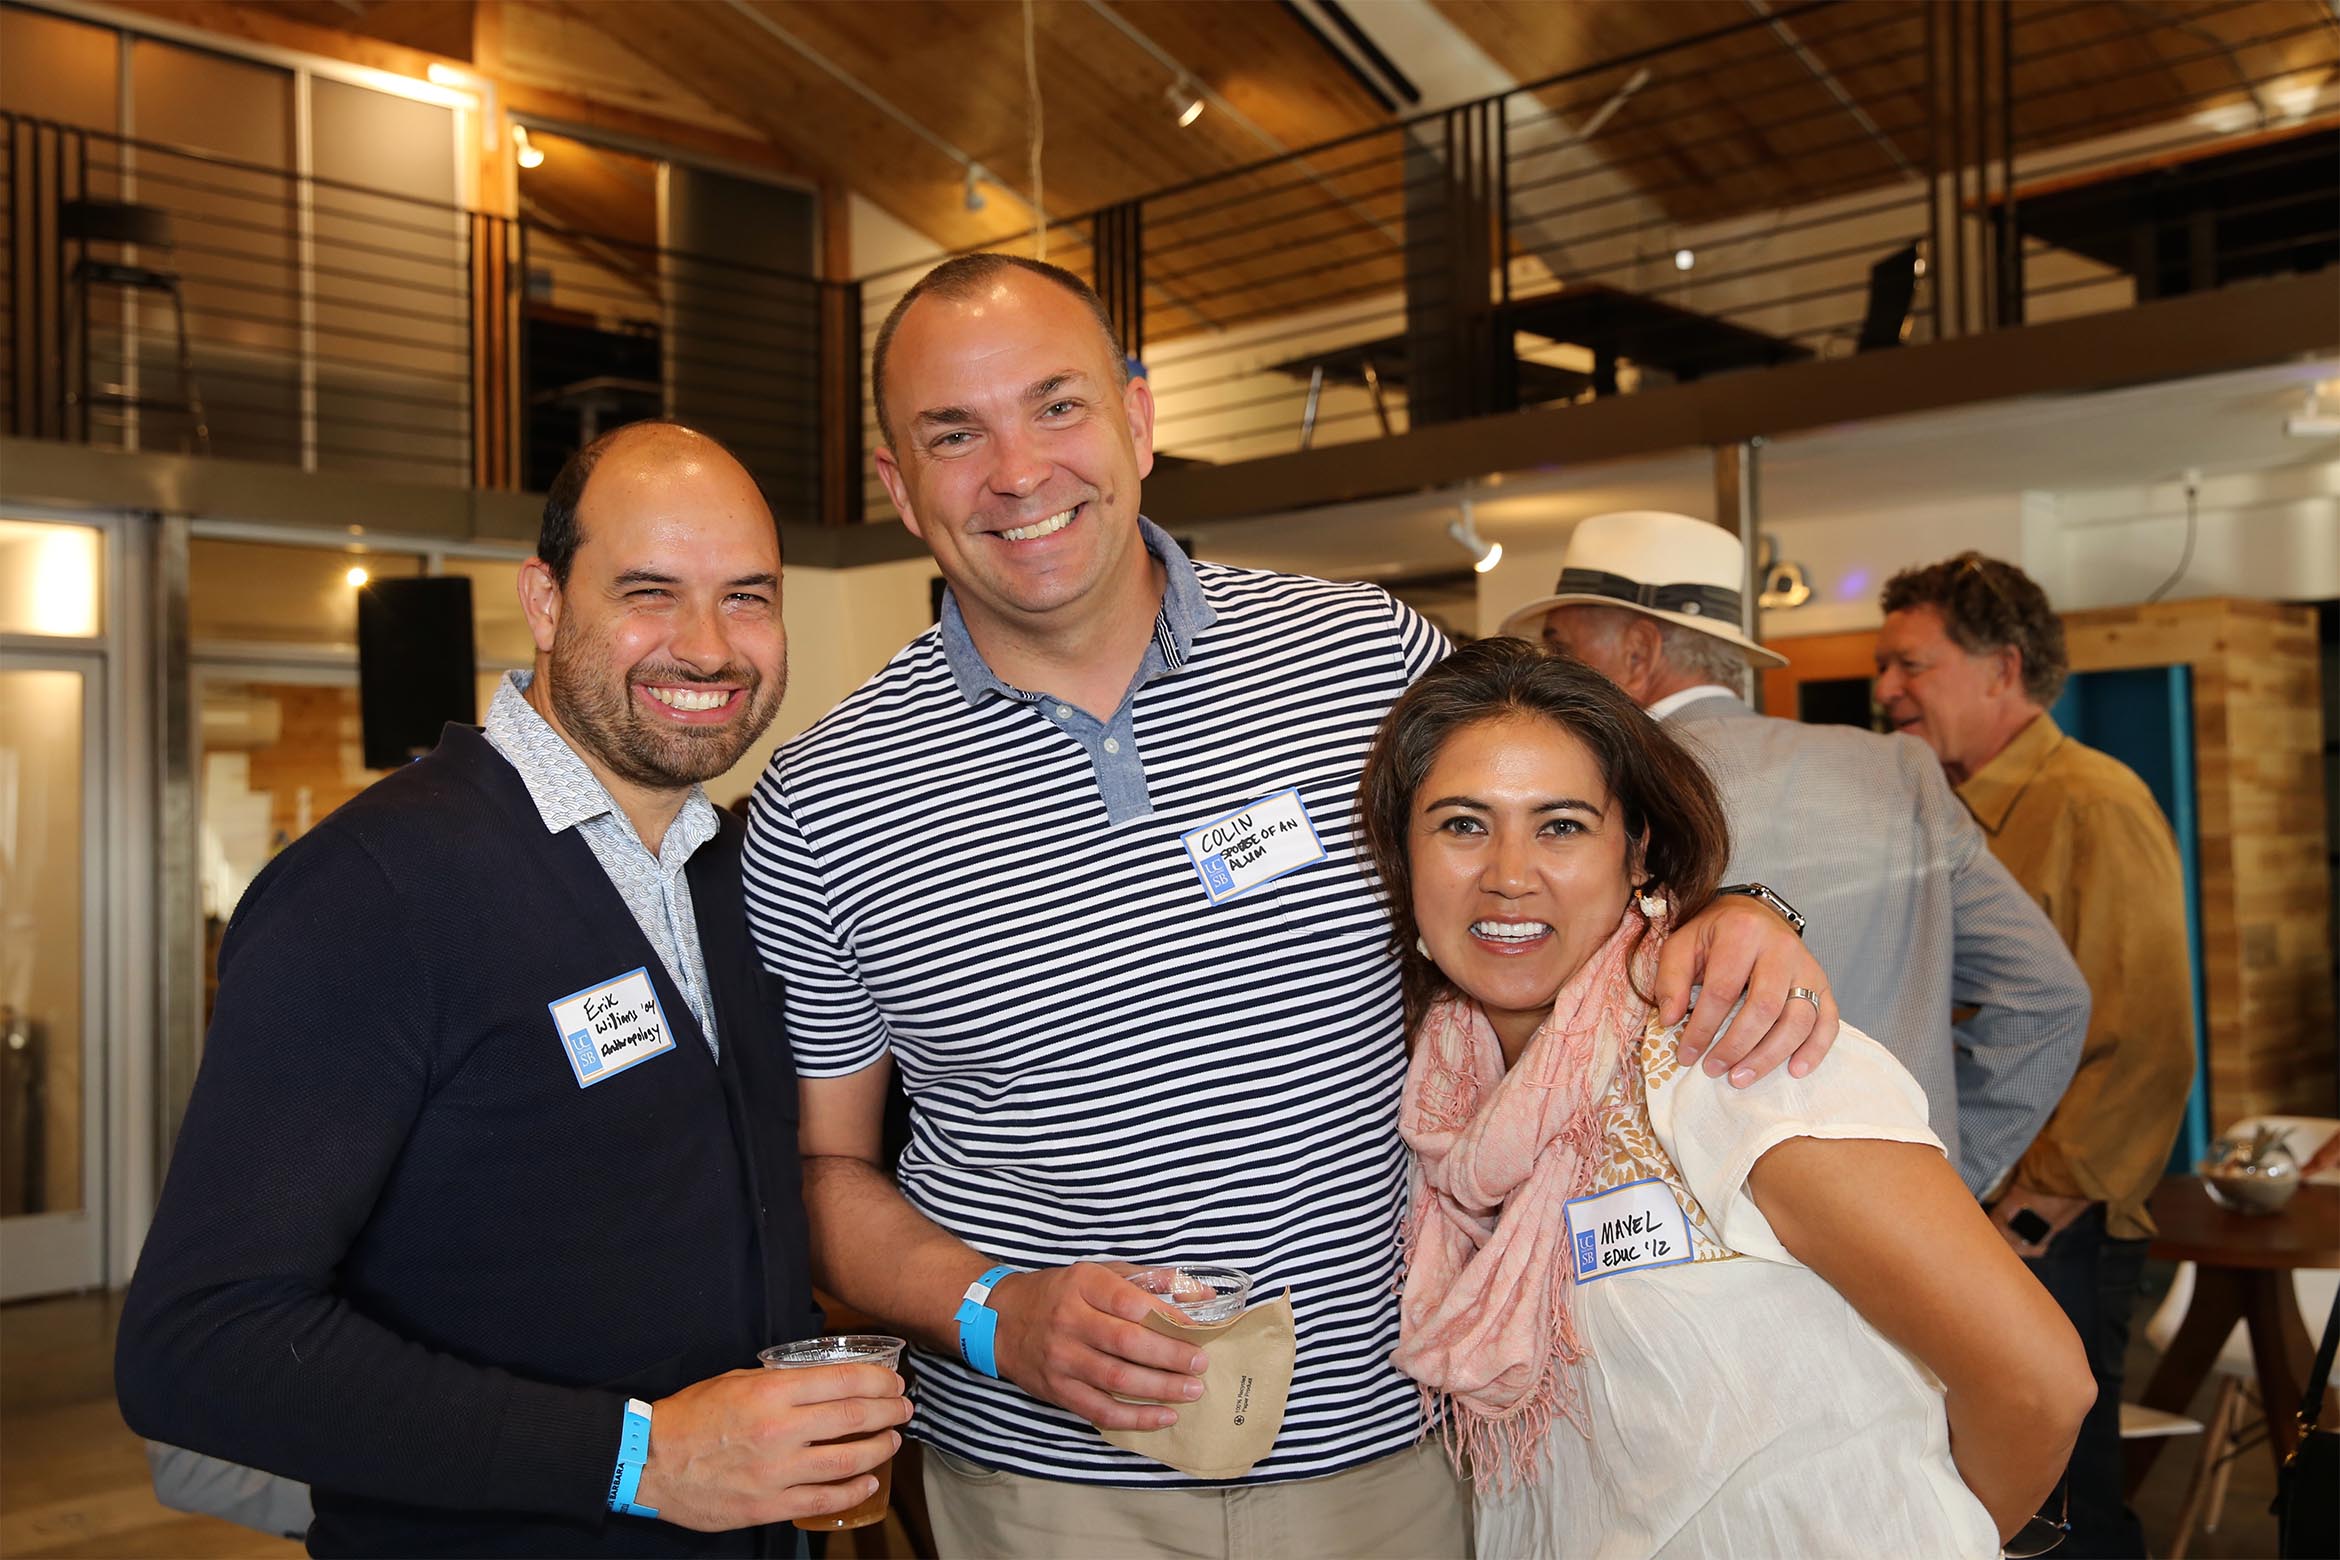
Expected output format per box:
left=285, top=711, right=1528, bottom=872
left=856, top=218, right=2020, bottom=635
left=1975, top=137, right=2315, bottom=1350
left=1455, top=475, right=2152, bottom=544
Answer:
left=118, top=725, right=819, bottom=1557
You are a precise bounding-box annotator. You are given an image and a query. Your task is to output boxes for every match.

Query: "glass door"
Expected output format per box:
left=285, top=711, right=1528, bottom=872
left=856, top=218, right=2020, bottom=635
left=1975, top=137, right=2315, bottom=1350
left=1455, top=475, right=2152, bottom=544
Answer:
left=0, top=652, right=108, bottom=1299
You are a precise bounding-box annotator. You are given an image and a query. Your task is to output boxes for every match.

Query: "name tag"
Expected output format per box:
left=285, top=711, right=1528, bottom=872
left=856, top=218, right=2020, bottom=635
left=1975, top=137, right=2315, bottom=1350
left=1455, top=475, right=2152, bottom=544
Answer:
left=1564, top=1177, right=1692, bottom=1283
left=1180, top=786, right=1328, bottom=905
left=547, top=967, right=675, bottom=1088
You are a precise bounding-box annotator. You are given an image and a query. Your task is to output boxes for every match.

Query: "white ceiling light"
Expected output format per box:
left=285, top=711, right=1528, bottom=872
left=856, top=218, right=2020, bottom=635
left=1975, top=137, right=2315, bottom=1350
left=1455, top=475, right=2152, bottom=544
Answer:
left=1166, top=79, right=1206, bottom=128
left=1673, top=248, right=1695, bottom=272
left=345, top=565, right=370, bottom=589
left=512, top=124, right=544, bottom=170
left=1447, top=503, right=1502, bottom=574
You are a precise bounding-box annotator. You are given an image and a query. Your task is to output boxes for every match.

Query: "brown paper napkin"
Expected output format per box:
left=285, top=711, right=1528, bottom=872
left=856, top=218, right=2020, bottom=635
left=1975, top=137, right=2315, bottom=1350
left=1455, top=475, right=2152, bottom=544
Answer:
left=1100, top=1289, right=1295, bottom=1478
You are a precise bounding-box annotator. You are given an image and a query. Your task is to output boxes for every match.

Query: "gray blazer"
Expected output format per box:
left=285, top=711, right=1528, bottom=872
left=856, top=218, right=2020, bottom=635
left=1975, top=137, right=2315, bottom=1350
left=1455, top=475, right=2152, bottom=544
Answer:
left=1665, top=693, right=2089, bottom=1192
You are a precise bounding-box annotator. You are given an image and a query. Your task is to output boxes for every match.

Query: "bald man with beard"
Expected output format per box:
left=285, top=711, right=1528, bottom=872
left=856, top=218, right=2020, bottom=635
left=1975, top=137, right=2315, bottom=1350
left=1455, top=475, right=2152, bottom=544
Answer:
left=119, top=423, right=910, bottom=1558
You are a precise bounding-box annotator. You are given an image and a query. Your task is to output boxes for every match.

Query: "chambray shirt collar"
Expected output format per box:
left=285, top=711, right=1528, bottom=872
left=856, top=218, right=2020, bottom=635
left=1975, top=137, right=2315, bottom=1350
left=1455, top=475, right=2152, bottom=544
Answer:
left=1957, top=710, right=2065, bottom=836
left=937, top=516, right=1216, bottom=708
left=483, top=670, right=719, bottom=865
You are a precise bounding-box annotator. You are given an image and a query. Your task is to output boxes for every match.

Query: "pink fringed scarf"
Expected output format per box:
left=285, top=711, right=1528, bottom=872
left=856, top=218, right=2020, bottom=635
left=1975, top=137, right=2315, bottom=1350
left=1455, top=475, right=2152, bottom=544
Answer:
left=1392, top=904, right=1659, bottom=1491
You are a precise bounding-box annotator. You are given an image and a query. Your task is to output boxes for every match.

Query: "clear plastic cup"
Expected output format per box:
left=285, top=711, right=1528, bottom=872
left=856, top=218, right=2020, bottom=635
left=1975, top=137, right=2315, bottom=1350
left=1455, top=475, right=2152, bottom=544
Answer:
left=757, top=1334, right=906, bottom=1532
left=1126, top=1263, right=1254, bottom=1325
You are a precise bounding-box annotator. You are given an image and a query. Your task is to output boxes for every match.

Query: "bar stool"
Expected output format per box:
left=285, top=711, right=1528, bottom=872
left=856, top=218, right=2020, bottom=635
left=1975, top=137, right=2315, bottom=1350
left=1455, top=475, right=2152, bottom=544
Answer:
left=60, top=198, right=211, bottom=454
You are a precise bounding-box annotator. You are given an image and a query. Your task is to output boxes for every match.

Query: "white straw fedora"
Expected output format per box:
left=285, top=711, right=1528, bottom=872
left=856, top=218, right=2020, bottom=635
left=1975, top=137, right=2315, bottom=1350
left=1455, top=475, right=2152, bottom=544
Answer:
left=1495, top=510, right=1787, bottom=668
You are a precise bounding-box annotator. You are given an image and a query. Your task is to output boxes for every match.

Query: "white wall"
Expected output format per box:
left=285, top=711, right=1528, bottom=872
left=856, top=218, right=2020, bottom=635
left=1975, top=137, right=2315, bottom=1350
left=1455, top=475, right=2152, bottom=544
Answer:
left=1470, top=465, right=2340, bottom=644
left=850, top=192, right=943, bottom=282
left=2054, top=462, right=2340, bottom=609
left=1756, top=495, right=2036, bottom=638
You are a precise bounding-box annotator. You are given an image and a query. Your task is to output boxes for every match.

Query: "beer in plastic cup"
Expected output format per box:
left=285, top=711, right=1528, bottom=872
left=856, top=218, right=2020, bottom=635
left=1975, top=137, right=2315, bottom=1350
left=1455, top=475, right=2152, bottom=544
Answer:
left=757, top=1334, right=906, bottom=1532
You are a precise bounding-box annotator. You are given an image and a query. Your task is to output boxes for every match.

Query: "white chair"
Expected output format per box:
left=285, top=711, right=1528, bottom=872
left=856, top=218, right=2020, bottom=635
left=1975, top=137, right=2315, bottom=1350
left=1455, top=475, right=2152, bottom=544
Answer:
left=2137, top=1114, right=2340, bottom=1554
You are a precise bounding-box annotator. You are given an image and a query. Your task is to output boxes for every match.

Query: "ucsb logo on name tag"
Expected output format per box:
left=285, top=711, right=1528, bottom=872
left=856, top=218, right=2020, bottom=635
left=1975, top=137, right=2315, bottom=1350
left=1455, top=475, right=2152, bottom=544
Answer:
left=1564, top=1177, right=1693, bottom=1283
left=1180, top=786, right=1329, bottom=905
left=546, top=967, right=675, bottom=1088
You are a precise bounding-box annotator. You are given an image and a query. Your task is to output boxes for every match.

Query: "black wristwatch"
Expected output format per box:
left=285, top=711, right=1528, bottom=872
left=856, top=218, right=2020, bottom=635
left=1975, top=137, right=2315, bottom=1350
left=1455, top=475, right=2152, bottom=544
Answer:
left=1714, top=882, right=1806, bottom=938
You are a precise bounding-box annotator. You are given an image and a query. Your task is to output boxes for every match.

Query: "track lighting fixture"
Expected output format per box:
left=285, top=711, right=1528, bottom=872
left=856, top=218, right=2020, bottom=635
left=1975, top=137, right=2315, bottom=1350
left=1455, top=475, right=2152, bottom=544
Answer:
left=1448, top=504, right=1502, bottom=575
left=1165, top=79, right=1206, bottom=128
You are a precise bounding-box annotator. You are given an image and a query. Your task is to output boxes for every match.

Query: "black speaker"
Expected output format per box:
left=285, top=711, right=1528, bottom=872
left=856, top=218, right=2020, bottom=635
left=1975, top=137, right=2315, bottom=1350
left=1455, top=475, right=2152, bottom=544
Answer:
left=358, top=576, right=477, bottom=769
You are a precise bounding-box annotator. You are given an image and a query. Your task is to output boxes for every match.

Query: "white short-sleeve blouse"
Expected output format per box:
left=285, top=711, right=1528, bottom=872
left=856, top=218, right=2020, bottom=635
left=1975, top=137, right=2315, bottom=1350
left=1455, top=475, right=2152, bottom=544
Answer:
left=1472, top=1021, right=2002, bottom=1560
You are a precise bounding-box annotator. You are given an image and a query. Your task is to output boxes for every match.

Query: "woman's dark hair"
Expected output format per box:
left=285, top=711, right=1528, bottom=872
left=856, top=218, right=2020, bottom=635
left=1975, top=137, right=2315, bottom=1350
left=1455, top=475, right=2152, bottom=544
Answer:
left=1357, top=637, right=1732, bottom=1036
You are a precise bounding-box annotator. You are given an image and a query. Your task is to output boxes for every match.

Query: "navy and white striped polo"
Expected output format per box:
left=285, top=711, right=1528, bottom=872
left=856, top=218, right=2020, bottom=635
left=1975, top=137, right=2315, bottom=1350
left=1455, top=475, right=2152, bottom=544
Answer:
left=742, top=521, right=1449, bottom=1485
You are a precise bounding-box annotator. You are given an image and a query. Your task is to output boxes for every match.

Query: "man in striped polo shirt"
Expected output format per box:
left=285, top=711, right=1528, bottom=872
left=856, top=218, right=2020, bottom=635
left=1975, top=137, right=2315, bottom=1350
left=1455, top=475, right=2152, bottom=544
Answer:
left=742, top=256, right=1837, bottom=1559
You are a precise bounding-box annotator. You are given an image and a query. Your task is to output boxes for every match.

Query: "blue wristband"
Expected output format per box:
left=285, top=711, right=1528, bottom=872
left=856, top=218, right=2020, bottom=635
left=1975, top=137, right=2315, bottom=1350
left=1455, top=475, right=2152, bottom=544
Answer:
left=609, top=1397, right=658, bottom=1520
left=954, top=1264, right=1018, bottom=1379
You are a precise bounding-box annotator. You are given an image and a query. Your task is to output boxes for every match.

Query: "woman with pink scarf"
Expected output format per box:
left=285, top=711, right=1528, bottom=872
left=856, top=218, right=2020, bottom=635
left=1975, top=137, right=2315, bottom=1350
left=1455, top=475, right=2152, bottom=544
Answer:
left=1359, top=640, right=2092, bottom=1558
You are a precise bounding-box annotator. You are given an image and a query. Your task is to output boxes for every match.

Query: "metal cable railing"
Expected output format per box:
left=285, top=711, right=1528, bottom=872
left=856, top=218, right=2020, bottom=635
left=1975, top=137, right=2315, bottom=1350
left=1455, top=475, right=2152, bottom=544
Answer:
left=9, top=1, right=2330, bottom=527
left=3, top=111, right=851, bottom=522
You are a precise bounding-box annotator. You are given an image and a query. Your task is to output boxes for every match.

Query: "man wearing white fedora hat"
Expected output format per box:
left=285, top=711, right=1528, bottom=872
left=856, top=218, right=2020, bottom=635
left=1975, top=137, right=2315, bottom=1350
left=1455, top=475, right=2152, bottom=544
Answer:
left=1510, top=510, right=2090, bottom=1193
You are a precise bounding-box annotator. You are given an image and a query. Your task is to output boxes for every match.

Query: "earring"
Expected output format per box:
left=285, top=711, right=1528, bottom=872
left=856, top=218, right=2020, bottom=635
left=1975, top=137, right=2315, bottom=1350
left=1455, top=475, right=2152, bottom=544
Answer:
left=1414, top=934, right=1431, bottom=958
left=1636, top=886, right=1667, bottom=919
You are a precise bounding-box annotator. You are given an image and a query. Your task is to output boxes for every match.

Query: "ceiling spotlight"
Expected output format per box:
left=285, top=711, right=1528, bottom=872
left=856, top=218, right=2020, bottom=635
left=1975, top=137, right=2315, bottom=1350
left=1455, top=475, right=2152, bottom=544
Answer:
left=513, top=125, right=543, bottom=170
left=1166, top=79, right=1206, bottom=128
left=963, top=163, right=988, bottom=213
left=345, top=565, right=370, bottom=588
left=1673, top=248, right=1695, bottom=272
left=1447, top=504, right=1503, bottom=575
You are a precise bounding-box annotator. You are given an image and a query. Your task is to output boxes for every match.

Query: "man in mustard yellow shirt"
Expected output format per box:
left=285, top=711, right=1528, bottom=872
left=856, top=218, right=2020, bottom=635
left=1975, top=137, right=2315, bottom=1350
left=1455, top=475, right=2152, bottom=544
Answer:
left=1876, top=552, right=2194, bottom=1559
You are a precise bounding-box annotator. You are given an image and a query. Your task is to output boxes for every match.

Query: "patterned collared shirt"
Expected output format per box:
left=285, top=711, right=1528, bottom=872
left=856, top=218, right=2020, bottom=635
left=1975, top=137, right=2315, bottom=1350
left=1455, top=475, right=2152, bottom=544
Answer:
left=483, top=670, right=722, bottom=1056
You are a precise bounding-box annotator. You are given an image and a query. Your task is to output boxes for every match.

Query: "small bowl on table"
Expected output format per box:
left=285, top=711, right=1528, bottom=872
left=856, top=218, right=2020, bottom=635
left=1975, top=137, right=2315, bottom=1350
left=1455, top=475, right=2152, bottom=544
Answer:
left=2198, top=1131, right=2302, bottom=1215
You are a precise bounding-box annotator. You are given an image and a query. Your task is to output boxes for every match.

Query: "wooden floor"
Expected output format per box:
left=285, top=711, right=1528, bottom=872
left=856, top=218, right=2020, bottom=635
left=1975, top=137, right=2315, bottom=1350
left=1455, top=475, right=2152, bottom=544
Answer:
left=0, top=1268, right=2280, bottom=1559
left=0, top=1290, right=924, bottom=1560
left=2121, top=1260, right=2284, bottom=1560
left=1, top=1291, right=301, bottom=1559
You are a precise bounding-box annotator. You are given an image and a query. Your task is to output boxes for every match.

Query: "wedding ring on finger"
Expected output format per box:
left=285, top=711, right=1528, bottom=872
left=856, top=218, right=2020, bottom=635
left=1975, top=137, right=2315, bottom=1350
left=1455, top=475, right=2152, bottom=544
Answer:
left=1786, top=985, right=1824, bottom=1017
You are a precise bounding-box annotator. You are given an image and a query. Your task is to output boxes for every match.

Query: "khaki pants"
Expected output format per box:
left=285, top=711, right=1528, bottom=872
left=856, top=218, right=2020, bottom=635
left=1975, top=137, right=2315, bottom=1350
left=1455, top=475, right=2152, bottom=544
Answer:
left=922, top=1440, right=1472, bottom=1560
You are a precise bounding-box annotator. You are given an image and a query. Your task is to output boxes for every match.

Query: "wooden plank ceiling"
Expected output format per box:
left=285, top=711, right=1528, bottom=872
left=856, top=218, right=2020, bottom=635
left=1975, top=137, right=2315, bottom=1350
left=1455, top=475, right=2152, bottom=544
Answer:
left=529, top=0, right=1391, bottom=268
left=1439, top=0, right=2340, bottom=223
left=225, top=0, right=2339, bottom=334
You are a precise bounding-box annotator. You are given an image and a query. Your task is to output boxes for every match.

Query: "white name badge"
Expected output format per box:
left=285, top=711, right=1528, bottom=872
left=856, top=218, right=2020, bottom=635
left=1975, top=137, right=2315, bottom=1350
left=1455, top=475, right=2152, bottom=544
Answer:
left=547, top=967, right=675, bottom=1088
left=1564, top=1177, right=1693, bottom=1284
left=1180, top=786, right=1329, bottom=905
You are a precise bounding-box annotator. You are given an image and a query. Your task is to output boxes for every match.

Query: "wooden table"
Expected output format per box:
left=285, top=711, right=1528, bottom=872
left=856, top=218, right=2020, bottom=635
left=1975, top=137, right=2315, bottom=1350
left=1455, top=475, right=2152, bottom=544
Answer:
left=2123, top=1176, right=2339, bottom=1494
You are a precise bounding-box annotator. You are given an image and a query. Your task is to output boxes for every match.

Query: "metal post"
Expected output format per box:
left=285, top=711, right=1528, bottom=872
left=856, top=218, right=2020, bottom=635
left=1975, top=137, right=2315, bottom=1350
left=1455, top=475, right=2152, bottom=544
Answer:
left=295, top=70, right=318, bottom=471
left=1973, top=0, right=1994, bottom=329
left=1926, top=6, right=1945, bottom=343
left=5, top=119, right=18, bottom=437
left=152, top=513, right=199, bottom=1158
left=1496, top=100, right=1511, bottom=307
left=1714, top=440, right=1764, bottom=712
left=1947, top=6, right=1967, bottom=339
